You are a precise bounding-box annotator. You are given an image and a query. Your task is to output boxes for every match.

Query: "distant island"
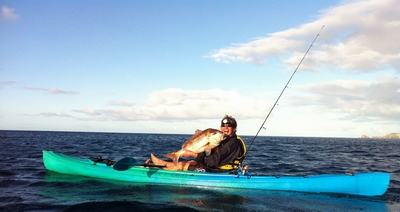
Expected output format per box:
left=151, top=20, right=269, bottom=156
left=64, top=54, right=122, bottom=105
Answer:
left=361, top=133, right=400, bottom=139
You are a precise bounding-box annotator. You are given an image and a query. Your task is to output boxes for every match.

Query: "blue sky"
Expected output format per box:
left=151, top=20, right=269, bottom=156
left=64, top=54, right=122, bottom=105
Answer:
left=1, top=0, right=399, bottom=137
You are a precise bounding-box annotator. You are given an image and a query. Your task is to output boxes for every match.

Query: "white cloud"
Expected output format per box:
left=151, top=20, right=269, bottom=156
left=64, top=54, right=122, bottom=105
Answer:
left=68, top=88, right=270, bottom=122
left=73, top=108, right=102, bottom=116
left=42, top=78, right=399, bottom=126
left=36, top=82, right=399, bottom=137
left=0, top=6, right=19, bottom=21
left=39, top=112, right=74, bottom=118
left=106, top=100, right=136, bottom=107
left=292, top=77, right=400, bottom=122
left=24, top=86, right=79, bottom=95
left=207, top=0, right=400, bottom=73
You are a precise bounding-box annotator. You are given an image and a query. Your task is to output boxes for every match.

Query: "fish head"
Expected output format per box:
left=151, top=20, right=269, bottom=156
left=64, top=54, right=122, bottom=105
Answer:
left=203, top=128, right=225, bottom=147
left=182, top=128, right=225, bottom=153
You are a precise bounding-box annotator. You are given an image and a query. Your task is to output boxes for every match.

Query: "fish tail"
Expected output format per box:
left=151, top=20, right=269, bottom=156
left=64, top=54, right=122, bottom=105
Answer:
left=165, top=152, right=175, bottom=159
left=165, top=152, right=180, bottom=168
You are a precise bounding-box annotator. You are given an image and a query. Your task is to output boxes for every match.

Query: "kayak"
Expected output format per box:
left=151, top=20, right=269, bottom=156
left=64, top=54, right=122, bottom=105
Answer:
left=42, top=150, right=390, bottom=196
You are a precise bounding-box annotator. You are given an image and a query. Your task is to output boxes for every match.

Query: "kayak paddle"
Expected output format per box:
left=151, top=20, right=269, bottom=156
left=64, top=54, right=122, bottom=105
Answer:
left=113, top=157, right=138, bottom=171
left=113, top=157, right=166, bottom=171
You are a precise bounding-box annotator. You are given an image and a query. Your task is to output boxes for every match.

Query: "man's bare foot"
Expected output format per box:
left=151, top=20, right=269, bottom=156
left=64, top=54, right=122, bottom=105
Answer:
left=144, top=159, right=151, bottom=166
left=151, top=154, right=171, bottom=167
left=151, top=153, right=189, bottom=170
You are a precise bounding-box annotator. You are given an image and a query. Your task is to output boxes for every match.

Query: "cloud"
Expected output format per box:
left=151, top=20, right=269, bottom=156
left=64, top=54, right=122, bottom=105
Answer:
left=72, top=108, right=103, bottom=116
left=24, top=86, right=79, bottom=95
left=207, top=0, right=400, bottom=73
left=69, top=88, right=270, bottom=122
left=39, top=81, right=399, bottom=134
left=106, top=100, right=136, bottom=107
left=0, top=6, right=19, bottom=21
left=39, top=112, right=74, bottom=118
left=0, top=81, right=16, bottom=87
left=293, top=77, right=400, bottom=122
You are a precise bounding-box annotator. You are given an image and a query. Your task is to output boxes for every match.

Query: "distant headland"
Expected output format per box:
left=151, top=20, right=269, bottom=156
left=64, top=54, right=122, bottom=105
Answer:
left=361, top=133, right=400, bottom=139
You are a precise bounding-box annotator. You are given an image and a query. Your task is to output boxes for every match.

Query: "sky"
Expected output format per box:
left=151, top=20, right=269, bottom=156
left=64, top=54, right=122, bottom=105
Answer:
left=1, top=0, right=399, bottom=138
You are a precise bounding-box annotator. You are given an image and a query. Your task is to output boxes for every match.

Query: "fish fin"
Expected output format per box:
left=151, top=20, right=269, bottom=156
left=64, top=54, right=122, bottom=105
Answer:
left=164, top=151, right=181, bottom=168
left=204, top=147, right=212, bottom=156
left=173, top=156, right=179, bottom=168
left=165, top=152, right=175, bottom=159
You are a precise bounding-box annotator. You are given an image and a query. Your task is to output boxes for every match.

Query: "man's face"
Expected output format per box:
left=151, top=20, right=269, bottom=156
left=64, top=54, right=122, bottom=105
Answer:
left=221, top=125, right=235, bottom=138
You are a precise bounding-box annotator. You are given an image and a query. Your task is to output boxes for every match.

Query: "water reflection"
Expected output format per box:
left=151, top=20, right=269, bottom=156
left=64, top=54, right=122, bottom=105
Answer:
left=41, top=171, right=389, bottom=211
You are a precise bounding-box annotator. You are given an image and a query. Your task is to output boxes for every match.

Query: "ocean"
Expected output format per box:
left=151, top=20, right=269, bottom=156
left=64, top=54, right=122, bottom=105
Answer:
left=0, top=130, right=399, bottom=211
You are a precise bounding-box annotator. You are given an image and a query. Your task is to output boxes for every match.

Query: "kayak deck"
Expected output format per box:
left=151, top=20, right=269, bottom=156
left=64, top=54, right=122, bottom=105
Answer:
left=42, top=150, right=390, bottom=196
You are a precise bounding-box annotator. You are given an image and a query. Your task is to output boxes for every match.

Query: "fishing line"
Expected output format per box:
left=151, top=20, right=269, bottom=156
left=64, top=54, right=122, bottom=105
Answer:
left=246, top=25, right=325, bottom=153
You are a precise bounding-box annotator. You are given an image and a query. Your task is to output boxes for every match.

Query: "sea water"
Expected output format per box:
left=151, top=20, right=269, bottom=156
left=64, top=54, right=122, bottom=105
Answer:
left=0, top=130, right=399, bottom=211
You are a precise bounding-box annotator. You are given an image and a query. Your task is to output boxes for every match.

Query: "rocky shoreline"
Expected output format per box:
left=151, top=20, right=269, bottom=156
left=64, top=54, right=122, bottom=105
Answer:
left=361, top=133, right=400, bottom=139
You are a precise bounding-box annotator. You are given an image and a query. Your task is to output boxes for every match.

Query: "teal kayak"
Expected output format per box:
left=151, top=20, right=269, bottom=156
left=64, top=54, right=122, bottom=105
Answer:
left=42, top=150, right=390, bottom=196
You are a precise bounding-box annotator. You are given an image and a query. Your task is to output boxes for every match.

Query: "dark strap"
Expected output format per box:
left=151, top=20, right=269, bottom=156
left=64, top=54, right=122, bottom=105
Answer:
left=90, top=156, right=116, bottom=166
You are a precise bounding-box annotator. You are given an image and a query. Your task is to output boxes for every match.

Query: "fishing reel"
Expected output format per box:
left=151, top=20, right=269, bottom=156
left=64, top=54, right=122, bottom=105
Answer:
left=231, top=164, right=251, bottom=177
left=236, top=164, right=251, bottom=178
left=241, top=165, right=249, bottom=175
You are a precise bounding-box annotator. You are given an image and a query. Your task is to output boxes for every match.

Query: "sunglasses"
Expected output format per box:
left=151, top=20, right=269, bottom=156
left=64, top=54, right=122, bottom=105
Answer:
left=221, top=119, right=235, bottom=127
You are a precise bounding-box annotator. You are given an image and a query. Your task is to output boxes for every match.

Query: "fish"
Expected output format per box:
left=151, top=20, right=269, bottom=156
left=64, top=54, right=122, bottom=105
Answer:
left=165, top=128, right=225, bottom=167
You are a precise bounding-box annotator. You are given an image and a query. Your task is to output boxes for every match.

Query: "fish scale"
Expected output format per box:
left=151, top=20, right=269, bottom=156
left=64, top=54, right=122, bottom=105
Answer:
left=165, top=128, right=225, bottom=167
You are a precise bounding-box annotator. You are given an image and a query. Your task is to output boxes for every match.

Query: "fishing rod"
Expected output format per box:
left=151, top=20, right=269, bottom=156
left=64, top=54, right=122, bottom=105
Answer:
left=246, top=25, right=325, bottom=152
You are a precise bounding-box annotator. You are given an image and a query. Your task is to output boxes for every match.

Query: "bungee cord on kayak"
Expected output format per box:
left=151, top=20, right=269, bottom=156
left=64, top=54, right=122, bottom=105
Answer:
left=245, top=25, right=325, bottom=157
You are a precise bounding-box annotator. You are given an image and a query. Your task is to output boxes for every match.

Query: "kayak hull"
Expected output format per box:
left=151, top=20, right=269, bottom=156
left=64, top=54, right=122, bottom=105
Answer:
left=42, top=150, right=390, bottom=196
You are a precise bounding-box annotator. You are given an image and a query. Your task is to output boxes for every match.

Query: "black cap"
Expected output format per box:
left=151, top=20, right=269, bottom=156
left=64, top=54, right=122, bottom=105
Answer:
left=220, top=115, right=237, bottom=128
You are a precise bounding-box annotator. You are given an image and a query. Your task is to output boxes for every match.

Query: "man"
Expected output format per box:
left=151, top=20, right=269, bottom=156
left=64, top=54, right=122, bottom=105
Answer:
left=150, top=115, right=246, bottom=172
